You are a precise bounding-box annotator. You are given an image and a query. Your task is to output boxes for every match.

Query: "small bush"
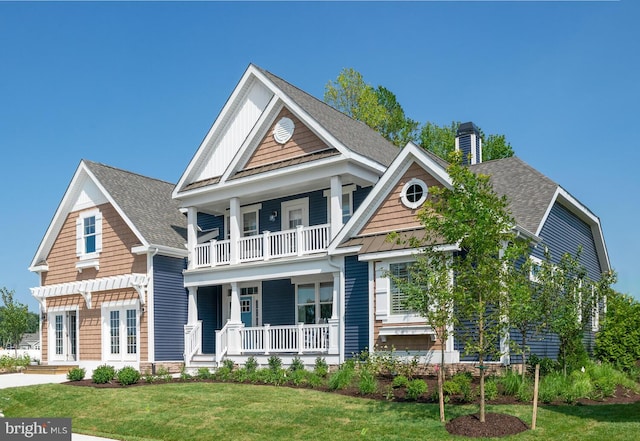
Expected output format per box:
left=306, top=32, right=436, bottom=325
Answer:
left=442, top=379, right=461, bottom=396
left=289, top=356, right=305, bottom=372
left=406, top=379, right=428, bottom=401
left=0, top=355, right=31, bottom=372
left=66, top=367, right=86, bottom=381
left=245, top=356, right=258, bottom=373
left=314, top=357, right=329, bottom=378
left=197, top=367, right=213, bottom=380
left=328, top=361, right=356, bottom=390
left=214, top=366, right=233, bottom=382
left=289, top=369, right=310, bottom=386
left=484, top=378, right=498, bottom=401
left=267, top=355, right=282, bottom=372
left=528, top=354, right=559, bottom=376
left=392, top=375, right=409, bottom=389
left=538, top=371, right=565, bottom=403
left=92, top=365, right=116, bottom=384
left=179, top=366, right=192, bottom=381
left=499, top=370, right=525, bottom=396
left=117, top=366, right=141, bottom=386
left=222, top=359, right=235, bottom=371
left=358, top=370, right=378, bottom=395
left=155, top=366, right=173, bottom=382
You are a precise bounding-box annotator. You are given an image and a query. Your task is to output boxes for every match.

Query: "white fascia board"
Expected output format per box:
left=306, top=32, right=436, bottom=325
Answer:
left=183, top=256, right=336, bottom=287
left=175, top=158, right=380, bottom=209
left=328, top=143, right=451, bottom=255
left=252, top=69, right=388, bottom=176
left=174, top=66, right=260, bottom=198
left=329, top=246, right=362, bottom=256
left=132, top=244, right=188, bottom=258
left=357, top=244, right=458, bottom=262
left=536, top=186, right=611, bottom=273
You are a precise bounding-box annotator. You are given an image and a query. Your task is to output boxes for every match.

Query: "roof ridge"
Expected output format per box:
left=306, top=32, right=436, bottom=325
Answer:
left=83, top=159, right=176, bottom=187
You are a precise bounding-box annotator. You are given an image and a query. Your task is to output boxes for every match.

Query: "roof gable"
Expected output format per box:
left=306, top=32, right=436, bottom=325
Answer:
left=174, top=64, right=400, bottom=198
left=30, top=161, right=186, bottom=270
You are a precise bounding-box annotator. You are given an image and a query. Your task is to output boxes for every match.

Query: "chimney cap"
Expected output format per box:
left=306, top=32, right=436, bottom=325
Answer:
left=456, top=121, right=480, bottom=137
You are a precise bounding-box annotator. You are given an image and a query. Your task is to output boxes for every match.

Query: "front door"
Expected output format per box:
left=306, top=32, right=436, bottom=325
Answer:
left=240, top=295, right=253, bottom=328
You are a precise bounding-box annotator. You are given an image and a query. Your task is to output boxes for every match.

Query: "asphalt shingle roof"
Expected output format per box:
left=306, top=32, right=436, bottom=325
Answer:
left=470, top=156, right=559, bottom=235
left=84, top=160, right=187, bottom=250
left=256, top=66, right=400, bottom=168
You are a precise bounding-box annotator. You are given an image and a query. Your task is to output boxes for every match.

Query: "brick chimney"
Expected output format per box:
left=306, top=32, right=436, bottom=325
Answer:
left=455, top=122, right=482, bottom=165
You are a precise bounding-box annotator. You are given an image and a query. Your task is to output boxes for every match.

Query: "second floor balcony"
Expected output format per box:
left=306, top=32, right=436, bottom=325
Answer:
left=192, top=223, right=330, bottom=269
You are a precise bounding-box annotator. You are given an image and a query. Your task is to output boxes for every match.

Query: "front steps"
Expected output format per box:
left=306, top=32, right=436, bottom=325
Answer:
left=23, top=365, right=78, bottom=375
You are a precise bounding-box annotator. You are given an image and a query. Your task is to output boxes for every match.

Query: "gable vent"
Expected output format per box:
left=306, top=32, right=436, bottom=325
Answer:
left=273, top=117, right=295, bottom=144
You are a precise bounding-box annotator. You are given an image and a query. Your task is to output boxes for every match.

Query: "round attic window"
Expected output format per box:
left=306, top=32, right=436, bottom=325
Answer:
left=273, top=117, right=295, bottom=144
left=400, top=178, right=428, bottom=209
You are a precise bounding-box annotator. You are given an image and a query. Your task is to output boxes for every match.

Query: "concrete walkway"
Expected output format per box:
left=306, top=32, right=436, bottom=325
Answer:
left=0, top=373, right=119, bottom=441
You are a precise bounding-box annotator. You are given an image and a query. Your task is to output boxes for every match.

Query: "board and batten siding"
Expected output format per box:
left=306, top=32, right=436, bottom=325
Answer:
left=42, top=202, right=146, bottom=286
left=153, top=255, right=188, bottom=361
left=359, top=163, right=442, bottom=236
left=344, top=255, right=369, bottom=357
left=244, top=108, right=330, bottom=170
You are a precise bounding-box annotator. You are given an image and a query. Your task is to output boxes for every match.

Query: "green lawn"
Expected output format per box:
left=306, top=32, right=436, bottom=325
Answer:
left=1, top=382, right=639, bottom=441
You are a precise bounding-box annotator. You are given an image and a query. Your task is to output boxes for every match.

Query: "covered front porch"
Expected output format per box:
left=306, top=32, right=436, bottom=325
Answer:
left=183, top=270, right=342, bottom=368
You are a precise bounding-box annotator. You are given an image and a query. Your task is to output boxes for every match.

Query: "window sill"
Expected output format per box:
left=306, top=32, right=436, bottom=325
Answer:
left=76, top=258, right=99, bottom=272
left=379, top=324, right=435, bottom=336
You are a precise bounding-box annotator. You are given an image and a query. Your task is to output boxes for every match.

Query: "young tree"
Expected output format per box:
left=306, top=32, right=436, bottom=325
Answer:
left=416, top=151, right=519, bottom=423
left=388, top=249, right=456, bottom=423
left=0, top=288, right=29, bottom=357
left=504, top=250, right=544, bottom=379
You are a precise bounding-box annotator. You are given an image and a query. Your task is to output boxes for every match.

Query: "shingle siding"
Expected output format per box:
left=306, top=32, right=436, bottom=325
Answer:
left=344, top=255, right=369, bottom=357
left=153, top=255, right=188, bottom=361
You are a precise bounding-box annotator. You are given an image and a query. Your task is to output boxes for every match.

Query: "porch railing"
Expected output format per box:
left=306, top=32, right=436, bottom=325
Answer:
left=215, top=322, right=230, bottom=362
left=238, top=323, right=330, bottom=355
left=193, top=224, right=330, bottom=268
left=184, top=320, right=202, bottom=362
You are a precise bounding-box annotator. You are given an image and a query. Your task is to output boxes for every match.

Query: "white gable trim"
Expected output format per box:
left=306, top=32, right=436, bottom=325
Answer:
left=328, top=143, right=452, bottom=254
left=536, top=187, right=610, bottom=273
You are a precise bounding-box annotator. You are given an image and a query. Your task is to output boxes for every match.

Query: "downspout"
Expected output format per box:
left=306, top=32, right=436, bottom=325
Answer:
left=146, top=247, right=159, bottom=370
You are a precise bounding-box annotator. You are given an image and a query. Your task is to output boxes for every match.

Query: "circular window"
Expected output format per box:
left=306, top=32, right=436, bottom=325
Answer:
left=400, top=178, right=428, bottom=209
left=273, top=117, right=295, bottom=144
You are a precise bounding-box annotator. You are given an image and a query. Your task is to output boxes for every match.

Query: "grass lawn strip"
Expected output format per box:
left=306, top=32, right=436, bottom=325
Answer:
left=1, top=382, right=639, bottom=441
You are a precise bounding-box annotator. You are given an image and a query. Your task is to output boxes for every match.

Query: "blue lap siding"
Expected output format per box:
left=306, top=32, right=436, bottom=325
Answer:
left=153, top=255, right=188, bottom=361
left=197, top=286, right=222, bottom=354
left=262, top=279, right=295, bottom=325
left=344, top=255, right=369, bottom=358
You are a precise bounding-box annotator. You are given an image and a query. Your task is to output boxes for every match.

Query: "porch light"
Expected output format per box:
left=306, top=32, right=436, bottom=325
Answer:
left=269, top=211, right=278, bottom=222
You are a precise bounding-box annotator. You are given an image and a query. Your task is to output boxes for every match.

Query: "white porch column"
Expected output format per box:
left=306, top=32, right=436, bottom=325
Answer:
left=229, top=197, right=241, bottom=264
left=328, top=272, right=340, bottom=354
left=187, top=207, right=198, bottom=269
left=187, top=287, right=198, bottom=324
left=227, top=282, right=243, bottom=355
left=330, top=175, right=343, bottom=239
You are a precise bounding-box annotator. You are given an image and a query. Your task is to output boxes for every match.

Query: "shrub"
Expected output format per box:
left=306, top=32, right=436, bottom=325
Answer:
left=0, top=355, right=31, bottom=372
left=197, top=367, right=213, bottom=380
left=289, top=368, right=309, bottom=386
left=397, top=355, right=420, bottom=379
left=143, top=370, right=157, bottom=383
left=214, top=366, right=233, bottom=382
left=392, top=375, right=409, bottom=389
left=442, top=380, right=461, bottom=396
left=328, top=361, right=356, bottom=390
left=484, top=378, right=498, bottom=401
left=358, top=370, right=378, bottom=395
left=117, top=366, right=141, bottom=386
left=179, top=366, right=192, bottom=381
left=245, top=356, right=258, bottom=373
left=564, top=370, right=594, bottom=404
left=500, top=370, right=525, bottom=396
left=289, top=356, right=305, bottom=372
left=222, top=359, right=235, bottom=371
left=527, top=354, right=559, bottom=376
left=156, top=366, right=173, bottom=382
left=267, top=355, right=282, bottom=372
left=92, top=364, right=116, bottom=384
left=66, top=367, right=86, bottom=381
left=595, top=292, right=640, bottom=372
left=451, top=372, right=475, bottom=403
left=406, top=379, right=428, bottom=401
left=538, top=371, right=565, bottom=403
left=314, top=357, right=329, bottom=378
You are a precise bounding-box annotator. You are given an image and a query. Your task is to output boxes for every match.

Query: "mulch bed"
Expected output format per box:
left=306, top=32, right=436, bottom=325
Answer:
left=65, top=375, right=640, bottom=438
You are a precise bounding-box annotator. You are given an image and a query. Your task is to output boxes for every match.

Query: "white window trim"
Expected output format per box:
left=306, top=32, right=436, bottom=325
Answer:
left=101, top=299, right=140, bottom=363
left=281, top=197, right=310, bottom=231
left=48, top=306, right=79, bottom=363
left=323, top=184, right=356, bottom=224
left=529, top=256, right=543, bottom=283
left=225, top=203, right=262, bottom=238
left=75, top=208, right=102, bottom=271
left=225, top=283, right=262, bottom=326
left=295, top=281, right=333, bottom=324
left=375, top=258, right=424, bottom=324
left=400, top=178, right=428, bottom=209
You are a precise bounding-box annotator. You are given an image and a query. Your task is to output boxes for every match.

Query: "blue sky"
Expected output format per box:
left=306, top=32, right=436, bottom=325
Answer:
left=1, top=1, right=638, bottom=312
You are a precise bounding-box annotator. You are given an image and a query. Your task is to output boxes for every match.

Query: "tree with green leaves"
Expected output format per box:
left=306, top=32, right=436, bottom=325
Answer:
left=0, top=288, right=29, bottom=357
left=595, top=285, right=640, bottom=372
left=387, top=248, right=456, bottom=423
left=415, top=150, right=520, bottom=423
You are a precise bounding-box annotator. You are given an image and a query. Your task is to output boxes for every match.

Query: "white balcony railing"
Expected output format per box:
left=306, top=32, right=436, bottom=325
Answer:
left=184, top=320, right=202, bottom=361
left=193, top=224, right=330, bottom=268
left=239, top=323, right=330, bottom=355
